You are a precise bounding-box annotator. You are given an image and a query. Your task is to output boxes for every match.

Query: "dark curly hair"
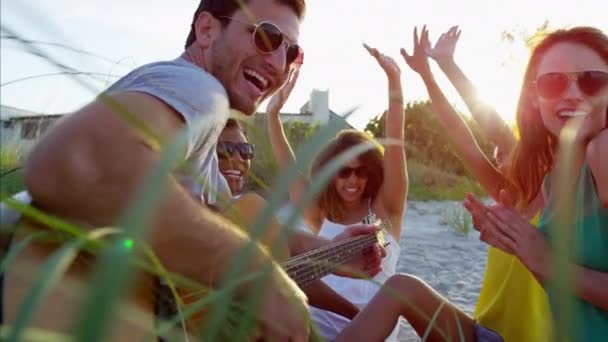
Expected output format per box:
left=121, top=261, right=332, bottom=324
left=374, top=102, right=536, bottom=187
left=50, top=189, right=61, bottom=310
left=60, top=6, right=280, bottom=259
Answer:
left=311, top=129, right=384, bottom=222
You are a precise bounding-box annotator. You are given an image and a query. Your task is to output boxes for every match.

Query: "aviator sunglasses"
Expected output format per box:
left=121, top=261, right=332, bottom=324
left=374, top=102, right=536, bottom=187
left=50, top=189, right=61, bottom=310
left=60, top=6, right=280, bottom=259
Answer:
left=534, top=71, right=608, bottom=100
left=217, top=142, right=255, bottom=160
left=337, top=166, right=368, bottom=179
left=217, top=16, right=304, bottom=68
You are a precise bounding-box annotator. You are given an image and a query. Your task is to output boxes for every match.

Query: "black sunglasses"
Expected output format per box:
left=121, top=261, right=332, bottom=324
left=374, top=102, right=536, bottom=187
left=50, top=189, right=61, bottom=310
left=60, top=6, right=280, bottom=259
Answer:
left=337, top=166, right=368, bottom=179
left=534, top=71, right=608, bottom=100
left=217, top=16, right=304, bottom=68
left=217, top=142, right=255, bottom=160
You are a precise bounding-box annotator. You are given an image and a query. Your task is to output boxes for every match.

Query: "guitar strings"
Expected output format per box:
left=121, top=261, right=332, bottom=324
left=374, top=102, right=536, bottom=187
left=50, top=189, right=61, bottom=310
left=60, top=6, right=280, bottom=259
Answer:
left=285, top=234, right=376, bottom=274
left=286, top=235, right=378, bottom=286
left=285, top=232, right=376, bottom=265
left=284, top=233, right=375, bottom=270
left=292, top=239, right=376, bottom=287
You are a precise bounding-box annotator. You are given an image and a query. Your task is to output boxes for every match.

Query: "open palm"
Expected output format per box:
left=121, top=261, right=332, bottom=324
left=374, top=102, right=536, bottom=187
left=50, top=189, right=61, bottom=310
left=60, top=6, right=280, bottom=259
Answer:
left=363, top=43, right=401, bottom=82
left=267, top=68, right=299, bottom=116
left=427, top=25, right=461, bottom=63
left=401, top=25, right=432, bottom=76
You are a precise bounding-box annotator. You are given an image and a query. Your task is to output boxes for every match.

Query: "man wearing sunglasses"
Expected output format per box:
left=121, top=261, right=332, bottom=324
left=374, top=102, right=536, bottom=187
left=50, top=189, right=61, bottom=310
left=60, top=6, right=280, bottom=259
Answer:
left=4, top=0, right=385, bottom=341
left=184, top=0, right=304, bottom=117
left=216, top=119, right=256, bottom=196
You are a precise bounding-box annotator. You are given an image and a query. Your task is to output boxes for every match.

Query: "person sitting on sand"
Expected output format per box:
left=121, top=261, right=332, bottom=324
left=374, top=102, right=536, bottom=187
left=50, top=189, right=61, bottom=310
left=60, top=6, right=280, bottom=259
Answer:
left=338, top=25, right=608, bottom=342
left=0, top=1, right=388, bottom=340
left=464, top=26, right=608, bottom=341
left=405, top=25, right=551, bottom=341
left=267, top=42, right=408, bottom=341
left=213, top=117, right=366, bottom=320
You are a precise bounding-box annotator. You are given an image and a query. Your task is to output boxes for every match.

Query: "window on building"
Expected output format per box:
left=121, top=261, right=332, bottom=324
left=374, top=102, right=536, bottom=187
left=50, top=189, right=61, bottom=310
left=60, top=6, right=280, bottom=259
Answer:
left=39, top=120, right=53, bottom=135
left=21, top=121, right=38, bottom=139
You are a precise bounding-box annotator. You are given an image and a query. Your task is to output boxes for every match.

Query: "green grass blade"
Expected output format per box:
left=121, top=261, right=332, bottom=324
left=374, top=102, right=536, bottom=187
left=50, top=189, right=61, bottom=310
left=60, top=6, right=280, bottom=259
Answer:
left=153, top=271, right=261, bottom=339
left=0, top=326, right=72, bottom=342
left=137, top=242, right=189, bottom=341
left=201, top=111, right=355, bottom=340
left=453, top=309, right=465, bottom=341
left=421, top=301, right=446, bottom=342
left=549, top=125, right=579, bottom=340
left=5, top=238, right=84, bottom=342
left=1, top=198, right=90, bottom=242
left=73, top=130, right=188, bottom=342
left=0, top=230, right=50, bottom=274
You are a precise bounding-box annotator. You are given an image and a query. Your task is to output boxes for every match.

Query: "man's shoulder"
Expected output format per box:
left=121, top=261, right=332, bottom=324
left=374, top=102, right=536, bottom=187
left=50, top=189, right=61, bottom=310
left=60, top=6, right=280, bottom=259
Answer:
left=109, top=57, right=227, bottom=100
left=106, top=57, right=229, bottom=120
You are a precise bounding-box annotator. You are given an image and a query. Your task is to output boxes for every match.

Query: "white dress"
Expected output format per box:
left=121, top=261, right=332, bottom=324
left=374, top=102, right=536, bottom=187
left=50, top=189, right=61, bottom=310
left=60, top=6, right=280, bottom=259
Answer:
left=309, top=210, right=401, bottom=341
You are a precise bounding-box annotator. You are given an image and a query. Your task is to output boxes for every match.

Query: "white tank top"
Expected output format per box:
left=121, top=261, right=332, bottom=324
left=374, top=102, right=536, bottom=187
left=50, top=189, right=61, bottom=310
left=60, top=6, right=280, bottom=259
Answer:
left=309, top=204, right=401, bottom=341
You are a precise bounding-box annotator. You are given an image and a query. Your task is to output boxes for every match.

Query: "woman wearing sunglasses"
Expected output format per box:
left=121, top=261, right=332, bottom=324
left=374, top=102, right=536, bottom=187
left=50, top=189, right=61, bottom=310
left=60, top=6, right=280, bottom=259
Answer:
left=403, top=26, right=552, bottom=341
left=344, top=26, right=608, bottom=342
left=463, top=26, right=608, bottom=341
left=216, top=114, right=368, bottom=328
left=267, top=44, right=408, bottom=341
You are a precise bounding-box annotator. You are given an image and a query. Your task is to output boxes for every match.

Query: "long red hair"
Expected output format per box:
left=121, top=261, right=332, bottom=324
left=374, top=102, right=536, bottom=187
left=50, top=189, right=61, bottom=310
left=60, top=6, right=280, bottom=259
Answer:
left=508, top=26, right=608, bottom=209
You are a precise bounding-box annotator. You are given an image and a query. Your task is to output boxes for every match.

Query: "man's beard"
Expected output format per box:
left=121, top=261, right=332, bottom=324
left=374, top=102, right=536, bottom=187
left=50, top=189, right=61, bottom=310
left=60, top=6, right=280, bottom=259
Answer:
left=208, top=43, right=259, bottom=116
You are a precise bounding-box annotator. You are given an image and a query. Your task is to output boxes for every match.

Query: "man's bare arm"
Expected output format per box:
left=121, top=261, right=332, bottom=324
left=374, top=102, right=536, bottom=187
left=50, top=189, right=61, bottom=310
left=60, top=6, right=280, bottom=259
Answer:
left=23, top=92, right=309, bottom=338
left=25, top=92, right=273, bottom=285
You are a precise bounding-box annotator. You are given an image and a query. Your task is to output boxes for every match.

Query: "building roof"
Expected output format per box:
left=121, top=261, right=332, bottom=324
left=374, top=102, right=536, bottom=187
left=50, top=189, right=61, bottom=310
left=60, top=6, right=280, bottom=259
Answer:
left=254, top=111, right=311, bottom=117
left=1, top=104, right=353, bottom=129
left=0, top=105, right=61, bottom=121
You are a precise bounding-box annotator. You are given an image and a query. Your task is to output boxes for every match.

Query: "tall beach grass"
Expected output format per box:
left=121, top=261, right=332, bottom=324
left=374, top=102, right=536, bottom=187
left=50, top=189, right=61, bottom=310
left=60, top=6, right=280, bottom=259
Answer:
left=0, top=15, right=583, bottom=342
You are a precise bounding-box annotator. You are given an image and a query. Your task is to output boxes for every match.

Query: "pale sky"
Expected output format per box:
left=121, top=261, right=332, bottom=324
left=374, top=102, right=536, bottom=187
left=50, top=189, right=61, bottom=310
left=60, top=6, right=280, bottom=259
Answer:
left=1, top=0, right=606, bottom=129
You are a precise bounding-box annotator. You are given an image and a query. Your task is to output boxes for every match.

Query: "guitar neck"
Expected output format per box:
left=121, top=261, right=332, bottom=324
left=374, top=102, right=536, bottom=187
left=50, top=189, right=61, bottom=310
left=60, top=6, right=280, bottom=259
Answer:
left=283, top=233, right=378, bottom=288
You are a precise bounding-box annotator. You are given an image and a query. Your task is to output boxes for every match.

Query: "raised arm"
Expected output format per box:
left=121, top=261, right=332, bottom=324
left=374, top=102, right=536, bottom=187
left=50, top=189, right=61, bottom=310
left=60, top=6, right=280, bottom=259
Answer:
left=23, top=92, right=309, bottom=340
left=402, top=26, right=511, bottom=200
left=266, top=70, right=324, bottom=232
left=428, top=26, right=517, bottom=153
left=363, top=44, right=408, bottom=240
left=266, top=69, right=300, bottom=172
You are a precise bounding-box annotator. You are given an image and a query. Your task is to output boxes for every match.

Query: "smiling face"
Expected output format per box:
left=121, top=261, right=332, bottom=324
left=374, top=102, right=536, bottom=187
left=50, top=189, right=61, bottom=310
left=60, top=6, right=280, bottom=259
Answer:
left=535, top=42, right=608, bottom=137
left=217, top=126, right=251, bottom=195
left=333, top=159, right=368, bottom=204
left=204, top=0, right=301, bottom=115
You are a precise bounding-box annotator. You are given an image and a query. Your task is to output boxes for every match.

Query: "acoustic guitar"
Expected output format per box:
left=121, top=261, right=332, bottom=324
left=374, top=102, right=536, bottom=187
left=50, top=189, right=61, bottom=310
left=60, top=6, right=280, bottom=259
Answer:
left=167, top=192, right=387, bottom=337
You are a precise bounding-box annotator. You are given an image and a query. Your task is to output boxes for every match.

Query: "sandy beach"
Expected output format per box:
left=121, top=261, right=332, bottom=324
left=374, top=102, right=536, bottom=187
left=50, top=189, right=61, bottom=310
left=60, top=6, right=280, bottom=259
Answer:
left=395, top=200, right=489, bottom=341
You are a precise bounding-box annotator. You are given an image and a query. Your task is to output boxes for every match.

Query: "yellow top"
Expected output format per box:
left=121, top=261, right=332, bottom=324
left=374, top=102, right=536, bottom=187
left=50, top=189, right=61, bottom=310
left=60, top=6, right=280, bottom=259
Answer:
left=474, top=215, right=553, bottom=341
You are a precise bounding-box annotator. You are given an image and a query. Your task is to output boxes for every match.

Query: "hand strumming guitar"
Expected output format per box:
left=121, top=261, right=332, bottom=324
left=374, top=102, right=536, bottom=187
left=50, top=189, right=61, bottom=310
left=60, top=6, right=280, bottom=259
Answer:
left=331, top=225, right=387, bottom=278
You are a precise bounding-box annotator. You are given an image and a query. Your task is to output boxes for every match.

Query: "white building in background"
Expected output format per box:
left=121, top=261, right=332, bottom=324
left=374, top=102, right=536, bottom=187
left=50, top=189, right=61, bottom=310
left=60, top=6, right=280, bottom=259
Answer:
left=0, top=90, right=352, bottom=146
left=294, top=89, right=330, bottom=124
left=254, top=89, right=352, bottom=129
left=0, top=105, right=62, bottom=148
